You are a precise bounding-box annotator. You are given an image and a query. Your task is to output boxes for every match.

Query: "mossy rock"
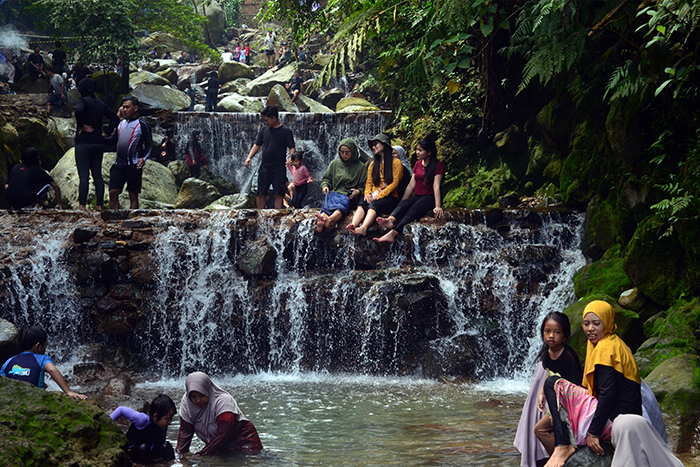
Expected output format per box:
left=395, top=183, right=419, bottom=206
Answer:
left=636, top=298, right=700, bottom=376
left=443, top=164, right=517, bottom=208
left=535, top=100, right=576, bottom=154
left=564, top=293, right=642, bottom=359
left=13, top=117, right=65, bottom=171
left=623, top=215, right=687, bottom=307
left=559, top=121, right=626, bottom=208
left=525, top=140, right=556, bottom=185
left=675, top=217, right=700, bottom=298
left=0, top=377, right=129, bottom=467
left=605, top=97, right=645, bottom=165
left=581, top=193, right=637, bottom=260
left=573, top=245, right=632, bottom=299
left=335, top=97, right=379, bottom=112
left=644, top=354, right=700, bottom=452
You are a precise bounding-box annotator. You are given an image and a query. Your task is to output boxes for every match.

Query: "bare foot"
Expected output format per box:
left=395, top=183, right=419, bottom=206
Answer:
left=346, top=223, right=356, bottom=233
left=543, top=445, right=576, bottom=467
left=376, top=217, right=394, bottom=229
left=375, top=230, right=398, bottom=243
left=315, top=213, right=328, bottom=232
left=78, top=205, right=87, bottom=211
left=353, top=226, right=367, bottom=236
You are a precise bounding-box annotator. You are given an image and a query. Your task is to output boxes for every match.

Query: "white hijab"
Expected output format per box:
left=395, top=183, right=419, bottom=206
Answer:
left=392, top=145, right=412, bottom=174
left=179, top=372, right=247, bottom=443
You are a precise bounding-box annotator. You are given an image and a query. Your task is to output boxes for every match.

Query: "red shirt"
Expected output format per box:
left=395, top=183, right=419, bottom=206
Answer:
left=413, top=160, right=444, bottom=196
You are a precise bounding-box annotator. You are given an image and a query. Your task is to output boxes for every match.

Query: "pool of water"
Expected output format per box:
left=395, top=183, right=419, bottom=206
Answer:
left=106, top=373, right=697, bottom=467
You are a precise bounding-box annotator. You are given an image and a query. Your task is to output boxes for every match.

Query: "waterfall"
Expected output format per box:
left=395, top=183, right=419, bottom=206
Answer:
left=0, top=208, right=586, bottom=380
left=166, top=112, right=390, bottom=206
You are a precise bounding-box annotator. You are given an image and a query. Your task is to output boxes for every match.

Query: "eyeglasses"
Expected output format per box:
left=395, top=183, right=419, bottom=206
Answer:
left=339, top=150, right=352, bottom=155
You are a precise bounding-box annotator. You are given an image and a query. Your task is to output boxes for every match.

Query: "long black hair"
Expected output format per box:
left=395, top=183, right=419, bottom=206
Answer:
left=372, top=142, right=394, bottom=187
left=188, top=130, right=202, bottom=151
left=536, top=311, right=572, bottom=364
left=141, top=394, right=177, bottom=421
left=417, top=138, right=438, bottom=188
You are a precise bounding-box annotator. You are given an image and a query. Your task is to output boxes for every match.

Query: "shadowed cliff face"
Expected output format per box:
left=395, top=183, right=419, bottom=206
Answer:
left=0, top=208, right=585, bottom=379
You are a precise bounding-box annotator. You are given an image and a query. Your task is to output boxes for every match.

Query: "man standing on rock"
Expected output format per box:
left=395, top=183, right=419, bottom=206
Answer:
left=244, top=105, right=295, bottom=209
left=106, top=97, right=152, bottom=210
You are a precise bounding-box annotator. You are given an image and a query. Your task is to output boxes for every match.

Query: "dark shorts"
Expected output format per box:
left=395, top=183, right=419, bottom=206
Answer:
left=266, top=49, right=275, bottom=56
left=47, top=93, right=67, bottom=105
left=109, top=164, right=142, bottom=193
left=358, top=195, right=399, bottom=216
left=258, top=165, right=288, bottom=196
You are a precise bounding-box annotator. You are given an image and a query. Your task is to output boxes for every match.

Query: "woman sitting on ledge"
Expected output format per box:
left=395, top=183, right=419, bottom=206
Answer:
left=315, top=138, right=367, bottom=233
left=375, top=138, right=444, bottom=243
left=347, top=133, right=403, bottom=236
left=536, top=301, right=641, bottom=467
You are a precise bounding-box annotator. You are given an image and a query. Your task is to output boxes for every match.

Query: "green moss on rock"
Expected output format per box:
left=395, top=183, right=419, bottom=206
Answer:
left=443, top=164, right=517, bottom=208
left=581, top=193, right=637, bottom=260
left=0, top=378, right=128, bottom=467
left=623, top=215, right=686, bottom=307
left=573, top=245, right=632, bottom=299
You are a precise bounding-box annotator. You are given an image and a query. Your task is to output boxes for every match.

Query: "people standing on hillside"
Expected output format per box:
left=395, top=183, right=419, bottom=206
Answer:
left=184, top=81, right=196, bottom=111
left=221, top=48, right=233, bottom=62
left=243, top=105, right=296, bottom=209
left=4, top=147, right=62, bottom=210
left=74, top=77, right=120, bottom=211
left=264, top=31, right=276, bottom=67
left=185, top=130, right=209, bottom=178
left=51, top=41, right=67, bottom=75
left=375, top=138, right=444, bottom=243
left=106, top=97, right=152, bottom=210
left=46, top=67, right=71, bottom=116
left=315, top=138, right=367, bottom=233
left=204, top=71, right=219, bottom=112
left=286, top=71, right=303, bottom=102
left=347, top=133, right=403, bottom=236
left=72, top=62, right=91, bottom=87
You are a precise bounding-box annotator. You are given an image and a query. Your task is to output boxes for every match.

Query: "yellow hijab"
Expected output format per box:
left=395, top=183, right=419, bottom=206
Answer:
left=582, top=300, right=641, bottom=396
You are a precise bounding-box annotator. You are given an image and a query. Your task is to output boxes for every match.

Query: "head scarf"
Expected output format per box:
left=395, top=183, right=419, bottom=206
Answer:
left=392, top=145, right=412, bottom=174
left=338, top=138, right=358, bottom=164
left=179, top=372, right=247, bottom=443
left=582, top=300, right=641, bottom=396
left=77, top=78, right=96, bottom=97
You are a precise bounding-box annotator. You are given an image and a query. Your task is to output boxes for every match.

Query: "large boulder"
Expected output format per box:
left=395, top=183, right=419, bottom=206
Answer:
left=203, top=1, right=226, bottom=45
left=205, top=194, right=254, bottom=209
left=175, top=178, right=222, bottom=209
left=0, top=377, right=129, bottom=467
left=157, top=68, right=178, bottom=85
left=140, top=32, right=189, bottom=55
left=217, top=93, right=264, bottom=113
left=245, top=63, right=298, bottom=97
left=50, top=149, right=179, bottom=208
left=236, top=240, right=277, bottom=278
left=645, top=354, right=700, bottom=452
left=47, top=117, right=76, bottom=150
left=168, top=160, right=191, bottom=187
left=129, top=70, right=170, bottom=88
left=494, top=124, right=527, bottom=154
left=319, top=88, right=344, bottom=109
left=266, top=84, right=297, bottom=112
left=14, top=117, right=65, bottom=170
left=220, top=78, right=251, bottom=95
left=218, top=61, right=255, bottom=84
left=130, top=84, right=190, bottom=113
left=0, top=318, right=18, bottom=368
left=335, top=97, right=380, bottom=112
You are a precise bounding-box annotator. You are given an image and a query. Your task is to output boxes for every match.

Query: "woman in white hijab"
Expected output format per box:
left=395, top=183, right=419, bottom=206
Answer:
left=176, top=372, right=262, bottom=457
left=611, top=414, right=683, bottom=467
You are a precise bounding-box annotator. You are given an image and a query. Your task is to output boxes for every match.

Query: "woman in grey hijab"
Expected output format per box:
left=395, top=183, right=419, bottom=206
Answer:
left=392, top=145, right=412, bottom=174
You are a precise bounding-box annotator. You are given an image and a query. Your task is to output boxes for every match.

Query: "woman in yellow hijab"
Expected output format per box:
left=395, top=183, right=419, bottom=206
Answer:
left=537, top=300, right=642, bottom=467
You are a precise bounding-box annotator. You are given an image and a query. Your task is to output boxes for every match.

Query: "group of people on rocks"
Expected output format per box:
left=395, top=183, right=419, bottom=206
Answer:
left=514, top=300, right=684, bottom=467
left=2, top=326, right=261, bottom=464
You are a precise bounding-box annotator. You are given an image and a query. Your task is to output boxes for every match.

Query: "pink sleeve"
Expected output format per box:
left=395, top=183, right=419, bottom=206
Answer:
left=302, top=166, right=312, bottom=181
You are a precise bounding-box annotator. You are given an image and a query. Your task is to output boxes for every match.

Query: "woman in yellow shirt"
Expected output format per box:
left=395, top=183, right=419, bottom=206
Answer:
left=347, top=133, right=404, bottom=236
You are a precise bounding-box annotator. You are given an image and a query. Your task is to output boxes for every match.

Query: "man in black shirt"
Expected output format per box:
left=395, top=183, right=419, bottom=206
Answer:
left=27, top=46, right=45, bottom=78
left=4, top=148, right=62, bottom=210
left=244, top=105, right=296, bottom=209
left=51, top=41, right=67, bottom=75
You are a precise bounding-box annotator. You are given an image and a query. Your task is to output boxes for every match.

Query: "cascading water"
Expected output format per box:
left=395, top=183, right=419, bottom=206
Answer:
left=166, top=112, right=390, bottom=206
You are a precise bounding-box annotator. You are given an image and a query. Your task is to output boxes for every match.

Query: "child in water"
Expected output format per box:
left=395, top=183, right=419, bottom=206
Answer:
left=110, top=394, right=177, bottom=464
left=0, top=325, right=86, bottom=399
left=286, top=151, right=312, bottom=209
left=514, top=312, right=582, bottom=467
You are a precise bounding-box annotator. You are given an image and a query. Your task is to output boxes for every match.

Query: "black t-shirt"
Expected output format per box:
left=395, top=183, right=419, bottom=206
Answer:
left=255, top=125, right=295, bottom=169
left=28, top=53, right=43, bottom=71
left=4, top=163, right=54, bottom=208
left=588, top=365, right=642, bottom=436
left=52, top=49, right=67, bottom=69
left=542, top=343, right=583, bottom=385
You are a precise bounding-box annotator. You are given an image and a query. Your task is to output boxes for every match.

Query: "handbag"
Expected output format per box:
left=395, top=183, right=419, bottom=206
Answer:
left=321, top=191, right=350, bottom=214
